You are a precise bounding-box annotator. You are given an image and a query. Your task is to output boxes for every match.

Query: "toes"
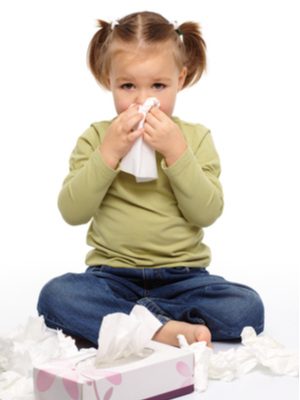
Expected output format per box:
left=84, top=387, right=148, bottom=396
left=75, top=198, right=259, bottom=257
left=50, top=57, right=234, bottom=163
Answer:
left=196, top=326, right=212, bottom=346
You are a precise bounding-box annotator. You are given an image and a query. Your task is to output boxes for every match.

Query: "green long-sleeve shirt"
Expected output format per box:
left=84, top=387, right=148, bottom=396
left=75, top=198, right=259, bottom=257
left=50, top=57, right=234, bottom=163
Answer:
left=58, top=117, right=224, bottom=268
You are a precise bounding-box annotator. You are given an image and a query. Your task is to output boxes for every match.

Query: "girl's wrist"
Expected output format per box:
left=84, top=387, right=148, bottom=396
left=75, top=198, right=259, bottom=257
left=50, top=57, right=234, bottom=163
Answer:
left=99, top=146, right=120, bottom=170
left=164, top=143, right=188, bottom=167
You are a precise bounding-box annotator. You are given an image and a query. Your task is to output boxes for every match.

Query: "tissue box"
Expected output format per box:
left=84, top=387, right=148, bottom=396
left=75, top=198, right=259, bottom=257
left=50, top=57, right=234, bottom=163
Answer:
left=33, top=341, right=194, bottom=400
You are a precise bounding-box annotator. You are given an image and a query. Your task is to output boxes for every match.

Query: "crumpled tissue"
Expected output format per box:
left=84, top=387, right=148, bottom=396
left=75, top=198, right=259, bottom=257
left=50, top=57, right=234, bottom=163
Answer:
left=178, top=326, right=299, bottom=392
left=121, top=97, right=160, bottom=182
left=0, top=316, right=90, bottom=400
left=95, top=304, right=162, bottom=364
left=1, top=316, right=298, bottom=399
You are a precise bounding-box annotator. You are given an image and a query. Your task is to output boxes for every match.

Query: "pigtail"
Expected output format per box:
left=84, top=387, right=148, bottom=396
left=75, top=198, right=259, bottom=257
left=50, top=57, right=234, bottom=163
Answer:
left=87, top=20, right=112, bottom=89
left=179, top=22, right=207, bottom=89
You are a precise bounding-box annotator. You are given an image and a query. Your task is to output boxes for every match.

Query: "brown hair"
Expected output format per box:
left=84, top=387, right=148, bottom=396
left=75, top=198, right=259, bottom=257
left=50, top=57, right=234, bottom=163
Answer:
left=87, top=11, right=206, bottom=90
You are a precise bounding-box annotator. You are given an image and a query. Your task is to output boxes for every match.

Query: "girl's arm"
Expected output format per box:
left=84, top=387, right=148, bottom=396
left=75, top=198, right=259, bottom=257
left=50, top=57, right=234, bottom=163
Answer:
left=58, top=107, right=144, bottom=225
left=58, top=125, right=120, bottom=226
left=162, top=130, right=224, bottom=228
left=144, top=109, right=223, bottom=228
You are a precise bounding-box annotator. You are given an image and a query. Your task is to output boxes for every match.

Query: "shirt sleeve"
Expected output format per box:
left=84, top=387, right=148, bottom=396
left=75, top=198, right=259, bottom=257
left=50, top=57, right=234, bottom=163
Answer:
left=161, top=131, right=224, bottom=227
left=58, top=125, right=121, bottom=225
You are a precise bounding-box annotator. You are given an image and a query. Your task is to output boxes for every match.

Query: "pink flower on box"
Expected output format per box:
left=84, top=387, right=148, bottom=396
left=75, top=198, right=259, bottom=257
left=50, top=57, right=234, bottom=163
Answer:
left=36, top=358, right=122, bottom=400
left=176, top=361, right=194, bottom=388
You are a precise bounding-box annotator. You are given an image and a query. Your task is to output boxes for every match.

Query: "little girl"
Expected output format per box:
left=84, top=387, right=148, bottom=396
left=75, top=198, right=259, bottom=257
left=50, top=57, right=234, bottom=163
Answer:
left=38, top=11, right=264, bottom=349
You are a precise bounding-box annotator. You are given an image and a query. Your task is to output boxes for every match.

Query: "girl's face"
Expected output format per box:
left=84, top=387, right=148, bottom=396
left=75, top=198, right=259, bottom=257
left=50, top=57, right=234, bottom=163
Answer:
left=107, top=42, right=187, bottom=117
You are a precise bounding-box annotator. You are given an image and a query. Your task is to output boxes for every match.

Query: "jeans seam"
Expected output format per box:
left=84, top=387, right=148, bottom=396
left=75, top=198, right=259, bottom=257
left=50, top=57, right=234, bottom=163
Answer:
left=137, top=298, right=172, bottom=320
left=147, top=298, right=171, bottom=318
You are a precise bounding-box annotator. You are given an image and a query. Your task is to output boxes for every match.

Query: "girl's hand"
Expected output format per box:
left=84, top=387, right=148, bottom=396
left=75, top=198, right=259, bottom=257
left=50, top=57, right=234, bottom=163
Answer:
left=143, top=107, right=187, bottom=167
left=99, top=105, right=144, bottom=169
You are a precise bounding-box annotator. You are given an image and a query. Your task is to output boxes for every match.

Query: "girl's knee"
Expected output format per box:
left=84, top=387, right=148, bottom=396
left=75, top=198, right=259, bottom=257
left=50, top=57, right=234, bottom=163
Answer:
left=233, top=287, right=265, bottom=335
left=209, top=287, right=264, bottom=341
left=37, top=273, right=73, bottom=315
left=214, top=285, right=264, bottom=339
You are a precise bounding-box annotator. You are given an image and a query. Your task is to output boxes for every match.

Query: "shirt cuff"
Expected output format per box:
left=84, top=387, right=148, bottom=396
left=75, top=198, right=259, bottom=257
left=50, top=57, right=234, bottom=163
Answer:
left=161, top=146, right=195, bottom=175
left=91, top=147, right=122, bottom=179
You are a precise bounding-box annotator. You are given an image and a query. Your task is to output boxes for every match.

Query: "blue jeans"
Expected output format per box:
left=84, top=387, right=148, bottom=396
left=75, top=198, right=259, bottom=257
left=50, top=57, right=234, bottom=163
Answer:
left=37, top=266, right=264, bottom=345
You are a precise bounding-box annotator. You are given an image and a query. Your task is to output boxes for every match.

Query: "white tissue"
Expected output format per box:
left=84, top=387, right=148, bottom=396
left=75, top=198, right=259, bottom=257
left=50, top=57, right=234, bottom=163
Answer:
left=0, top=316, right=85, bottom=400
left=121, top=97, right=160, bottom=182
left=1, top=317, right=298, bottom=399
left=178, top=326, right=299, bottom=392
left=177, top=336, right=213, bottom=392
left=238, top=327, right=299, bottom=376
left=95, top=305, right=162, bottom=364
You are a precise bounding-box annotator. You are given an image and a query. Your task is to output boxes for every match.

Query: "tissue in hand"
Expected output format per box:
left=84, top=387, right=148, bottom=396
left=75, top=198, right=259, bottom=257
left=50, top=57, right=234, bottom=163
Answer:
left=121, top=97, right=160, bottom=182
left=95, top=304, right=162, bottom=364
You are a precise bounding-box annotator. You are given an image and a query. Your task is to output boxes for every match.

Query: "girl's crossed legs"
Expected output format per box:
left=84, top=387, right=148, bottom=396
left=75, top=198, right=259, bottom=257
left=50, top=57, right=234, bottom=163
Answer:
left=37, top=266, right=264, bottom=348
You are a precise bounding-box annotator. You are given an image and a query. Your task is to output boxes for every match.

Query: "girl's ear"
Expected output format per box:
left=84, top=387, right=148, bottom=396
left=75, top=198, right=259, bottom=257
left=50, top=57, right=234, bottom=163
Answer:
left=178, top=67, right=187, bottom=92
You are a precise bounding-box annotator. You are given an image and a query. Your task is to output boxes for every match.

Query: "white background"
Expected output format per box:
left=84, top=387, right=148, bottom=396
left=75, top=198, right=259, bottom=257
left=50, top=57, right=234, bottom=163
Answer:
left=0, top=1, right=299, bottom=399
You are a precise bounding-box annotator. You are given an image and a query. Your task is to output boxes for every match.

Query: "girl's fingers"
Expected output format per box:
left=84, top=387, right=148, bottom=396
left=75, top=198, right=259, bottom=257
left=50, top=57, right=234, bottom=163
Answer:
left=127, top=127, right=144, bottom=141
left=123, top=103, right=139, bottom=116
left=145, top=109, right=165, bottom=130
left=143, top=122, right=155, bottom=137
left=118, top=105, right=143, bottom=131
left=122, top=104, right=142, bottom=121
left=144, top=112, right=157, bottom=128
left=148, top=107, right=165, bottom=122
left=123, top=112, right=144, bottom=133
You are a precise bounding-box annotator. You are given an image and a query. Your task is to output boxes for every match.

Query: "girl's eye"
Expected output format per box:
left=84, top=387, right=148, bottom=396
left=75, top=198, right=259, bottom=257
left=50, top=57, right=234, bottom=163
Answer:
left=122, top=84, right=135, bottom=90
left=153, top=83, right=165, bottom=90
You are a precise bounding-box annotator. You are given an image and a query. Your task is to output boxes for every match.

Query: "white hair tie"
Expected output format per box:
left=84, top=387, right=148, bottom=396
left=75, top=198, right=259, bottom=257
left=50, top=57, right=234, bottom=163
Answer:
left=169, top=20, right=182, bottom=41
left=169, top=20, right=179, bottom=31
left=111, top=20, right=119, bottom=31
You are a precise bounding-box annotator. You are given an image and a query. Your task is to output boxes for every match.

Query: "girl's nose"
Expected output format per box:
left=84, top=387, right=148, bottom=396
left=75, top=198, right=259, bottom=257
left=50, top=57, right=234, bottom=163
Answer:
left=135, top=91, right=149, bottom=106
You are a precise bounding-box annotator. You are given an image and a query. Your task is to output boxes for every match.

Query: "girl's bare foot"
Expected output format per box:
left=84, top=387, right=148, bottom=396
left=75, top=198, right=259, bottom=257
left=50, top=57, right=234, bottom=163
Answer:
left=152, top=320, right=213, bottom=349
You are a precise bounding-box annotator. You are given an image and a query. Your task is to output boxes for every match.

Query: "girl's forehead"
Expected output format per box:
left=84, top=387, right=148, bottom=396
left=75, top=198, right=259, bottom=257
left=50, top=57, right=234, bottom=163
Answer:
left=110, top=39, right=178, bottom=64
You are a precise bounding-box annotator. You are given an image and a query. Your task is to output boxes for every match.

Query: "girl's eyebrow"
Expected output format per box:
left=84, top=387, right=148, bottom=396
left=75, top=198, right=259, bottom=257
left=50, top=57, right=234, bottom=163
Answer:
left=116, top=76, right=172, bottom=84
left=115, top=76, right=134, bottom=83
left=153, top=77, right=172, bottom=82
